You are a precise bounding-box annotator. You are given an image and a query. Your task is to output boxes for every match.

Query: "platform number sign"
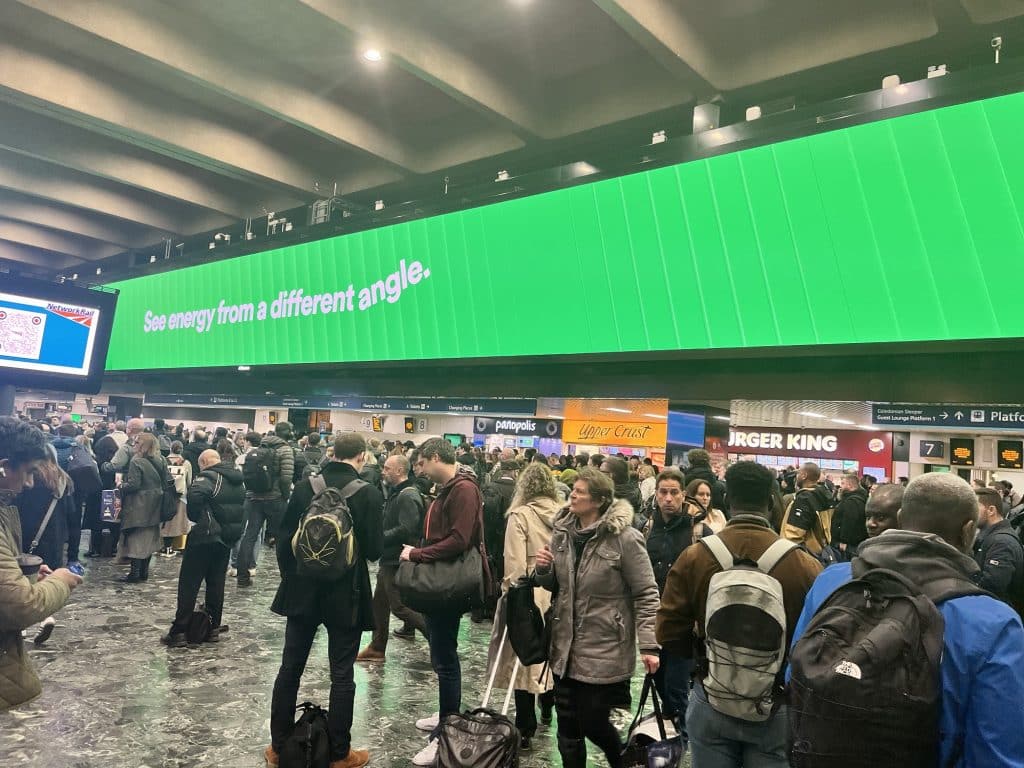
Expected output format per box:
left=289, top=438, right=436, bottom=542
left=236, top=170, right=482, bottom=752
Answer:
left=950, top=438, right=975, bottom=467
left=998, top=440, right=1024, bottom=470
left=919, top=440, right=944, bottom=459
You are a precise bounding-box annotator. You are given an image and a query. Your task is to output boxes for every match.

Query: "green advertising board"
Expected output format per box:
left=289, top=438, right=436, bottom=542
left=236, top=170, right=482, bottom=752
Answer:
left=105, top=90, right=1024, bottom=371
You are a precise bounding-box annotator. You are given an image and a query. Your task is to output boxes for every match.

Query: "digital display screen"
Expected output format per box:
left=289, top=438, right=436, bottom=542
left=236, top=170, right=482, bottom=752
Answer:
left=105, top=90, right=1024, bottom=371
left=443, top=433, right=464, bottom=448
left=0, top=277, right=117, bottom=393
left=950, top=438, right=975, bottom=466
left=998, top=440, right=1023, bottom=469
left=919, top=440, right=945, bottom=459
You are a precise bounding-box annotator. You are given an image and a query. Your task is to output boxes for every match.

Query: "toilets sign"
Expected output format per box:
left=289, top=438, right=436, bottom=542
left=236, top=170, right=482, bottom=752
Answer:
left=729, top=430, right=839, bottom=453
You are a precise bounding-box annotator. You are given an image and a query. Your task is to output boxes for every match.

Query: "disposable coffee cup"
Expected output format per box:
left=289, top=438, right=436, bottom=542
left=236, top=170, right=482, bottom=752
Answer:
left=17, top=554, right=43, bottom=576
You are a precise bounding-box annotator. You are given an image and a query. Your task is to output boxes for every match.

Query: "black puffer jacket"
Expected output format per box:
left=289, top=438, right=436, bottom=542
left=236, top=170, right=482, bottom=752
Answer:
left=186, top=462, right=245, bottom=547
left=381, top=478, right=424, bottom=566
left=831, top=486, right=869, bottom=550
left=646, top=511, right=712, bottom=594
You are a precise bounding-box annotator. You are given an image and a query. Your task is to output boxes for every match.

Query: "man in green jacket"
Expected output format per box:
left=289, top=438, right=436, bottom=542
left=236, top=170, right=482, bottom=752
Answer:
left=0, top=417, right=81, bottom=711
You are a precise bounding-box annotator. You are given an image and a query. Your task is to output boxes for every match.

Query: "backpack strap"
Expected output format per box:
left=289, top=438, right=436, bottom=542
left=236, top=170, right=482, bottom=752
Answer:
left=757, top=539, right=798, bottom=574
left=28, top=495, right=61, bottom=555
left=337, top=479, right=368, bottom=500
left=309, top=473, right=327, bottom=495
left=701, top=535, right=734, bottom=571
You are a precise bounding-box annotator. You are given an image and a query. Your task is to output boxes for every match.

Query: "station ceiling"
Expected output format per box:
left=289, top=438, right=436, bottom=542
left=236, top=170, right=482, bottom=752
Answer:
left=0, top=0, right=1020, bottom=272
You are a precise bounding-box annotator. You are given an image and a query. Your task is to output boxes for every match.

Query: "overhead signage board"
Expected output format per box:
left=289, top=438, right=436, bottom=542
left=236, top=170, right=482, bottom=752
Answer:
left=950, top=437, right=975, bottom=466
left=473, top=417, right=563, bottom=438
left=108, top=91, right=1024, bottom=371
left=998, top=440, right=1024, bottom=469
left=872, top=404, right=1024, bottom=430
left=729, top=427, right=893, bottom=470
left=143, top=394, right=537, bottom=415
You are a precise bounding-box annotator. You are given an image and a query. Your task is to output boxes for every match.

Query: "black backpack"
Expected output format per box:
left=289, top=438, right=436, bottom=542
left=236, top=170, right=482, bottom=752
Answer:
left=506, top=575, right=548, bottom=666
left=62, top=445, right=102, bottom=496
left=149, top=458, right=181, bottom=524
left=292, top=447, right=309, bottom=485
left=280, top=702, right=330, bottom=768
left=789, top=568, right=985, bottom=768
left=242, top=446, right=279, bottom=494
left=186, top=605, right=212, bottom=645
left=291, top=476, right=367, bottom=581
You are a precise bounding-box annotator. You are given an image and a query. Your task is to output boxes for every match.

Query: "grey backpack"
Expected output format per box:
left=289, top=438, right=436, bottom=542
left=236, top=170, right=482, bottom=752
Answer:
left=700, top=535, right=796, bottom=722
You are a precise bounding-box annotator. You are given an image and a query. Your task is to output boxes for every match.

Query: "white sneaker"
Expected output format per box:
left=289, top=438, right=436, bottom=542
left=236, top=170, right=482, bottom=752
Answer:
left=411, top=740, right=438, bottom=766
left=249, top=568, right=257, bottom=576
left=227, top=567, right=237, bottom=577
left=415, top=713, right=439, bottom=732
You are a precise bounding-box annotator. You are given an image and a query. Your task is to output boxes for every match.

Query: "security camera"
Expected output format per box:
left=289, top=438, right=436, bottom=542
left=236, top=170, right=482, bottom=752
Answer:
left=992, top=36, right=1003, bottom=48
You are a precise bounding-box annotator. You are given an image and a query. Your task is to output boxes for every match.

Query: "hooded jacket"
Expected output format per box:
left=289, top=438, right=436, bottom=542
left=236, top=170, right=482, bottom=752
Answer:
left=535, top=499, right=660, bottom=685
left=791, top=531, right=1024, bottom=768
left=410, top=470, right=483, bottom=564
left=186, top=462, right=246, bottom=547
left=0, top=494, right=72, bottom=711
left=781, top=484, right=835, bottom=555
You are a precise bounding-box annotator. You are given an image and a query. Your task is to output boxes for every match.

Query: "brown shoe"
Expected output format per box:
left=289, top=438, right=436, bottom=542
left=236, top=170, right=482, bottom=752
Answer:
left=355, top=646, right=385, bottom=663
left=264, top=745, right=279, bottom=767
left=330, top=748, right=370, bottom=768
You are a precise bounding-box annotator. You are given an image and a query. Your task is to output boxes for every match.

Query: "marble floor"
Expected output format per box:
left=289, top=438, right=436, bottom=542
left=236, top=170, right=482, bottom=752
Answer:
left=0, top=543, right=680, bottom=768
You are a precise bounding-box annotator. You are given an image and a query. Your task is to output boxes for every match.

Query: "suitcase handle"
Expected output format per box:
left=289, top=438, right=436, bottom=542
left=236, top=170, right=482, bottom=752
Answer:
left=481, top=622, right=522, bottom=716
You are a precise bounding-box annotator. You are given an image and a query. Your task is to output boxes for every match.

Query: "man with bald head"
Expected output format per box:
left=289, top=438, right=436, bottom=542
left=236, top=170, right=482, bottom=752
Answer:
left=103, top=417, right=146, bottom=477
left=161, top=448, right=245, bottom=647
left=792, top=473, right=1024, bottom=766
left=357, top=452, right=426, bottom=661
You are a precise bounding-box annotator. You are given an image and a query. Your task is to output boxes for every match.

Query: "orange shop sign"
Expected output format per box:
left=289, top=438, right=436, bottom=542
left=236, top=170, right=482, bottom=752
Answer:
left=562, top=419, right=668, bottom=448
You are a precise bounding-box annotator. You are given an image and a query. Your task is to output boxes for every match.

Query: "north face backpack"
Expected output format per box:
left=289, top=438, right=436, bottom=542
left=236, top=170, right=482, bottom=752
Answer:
left=279, top=702, right=331, bottom=768
left=788, top=569, right=985, bottom=768
left=291, top=475, right=367, bottom=581
left=700, top=535, right=797, bottom=722
left=242, top=446, right=278, bottom=494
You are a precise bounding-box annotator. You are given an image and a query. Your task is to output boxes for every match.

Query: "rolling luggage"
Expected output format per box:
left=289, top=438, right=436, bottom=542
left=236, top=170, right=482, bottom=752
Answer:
left=437, top=627, right=520, bottom=768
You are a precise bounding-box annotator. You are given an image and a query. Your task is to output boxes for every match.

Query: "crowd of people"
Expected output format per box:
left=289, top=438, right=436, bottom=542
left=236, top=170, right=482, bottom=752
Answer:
left=1, top=412, right=1023, bottom=768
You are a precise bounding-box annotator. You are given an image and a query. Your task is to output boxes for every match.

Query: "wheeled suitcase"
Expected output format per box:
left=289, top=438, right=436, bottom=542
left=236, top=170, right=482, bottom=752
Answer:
left=437, top=627, right=521, bottom=768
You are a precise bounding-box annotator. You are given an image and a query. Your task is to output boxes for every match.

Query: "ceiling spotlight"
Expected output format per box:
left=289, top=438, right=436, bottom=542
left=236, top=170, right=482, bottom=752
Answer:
left=745, top=106, right=762, bottom=121
left=70, top=273, right=78, bottom=281
left=651, top=130, right=667, bottom=144
left=363, top=48, right=382, bottom=62
left=149, top=254, right=156, bottom=263
left=495, top=169, right=510, bottom=182
left=927, top=64, right=948, bottom=78
left=881, top=74, right=901, bottom=90
left=374, top=199, right=385, bottom=211
left=95, top=267, right=102, bottom=275
left=237, top=365, right=251, bottom=372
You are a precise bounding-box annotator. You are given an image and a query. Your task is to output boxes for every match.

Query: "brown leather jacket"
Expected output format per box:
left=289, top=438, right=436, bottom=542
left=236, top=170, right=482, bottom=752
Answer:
left=656, top=513, right=821, bottom=658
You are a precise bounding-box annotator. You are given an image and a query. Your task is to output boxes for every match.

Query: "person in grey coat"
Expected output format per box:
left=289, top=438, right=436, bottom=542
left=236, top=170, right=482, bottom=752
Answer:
left=117, top=433, right=166, bottom=583
left=535, top=467, right=661, bottom=768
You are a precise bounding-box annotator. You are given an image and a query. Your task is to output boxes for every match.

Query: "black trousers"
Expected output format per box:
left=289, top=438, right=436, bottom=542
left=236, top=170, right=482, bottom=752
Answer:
left=270, top=617, right=361, bottom=761
left=554, top=675, right=626, bottom=768
left=170, top=541, right=230, bottom=633
left=369, top=563, right=427, bottom=651
left=514, top=689, right=555, bottom=737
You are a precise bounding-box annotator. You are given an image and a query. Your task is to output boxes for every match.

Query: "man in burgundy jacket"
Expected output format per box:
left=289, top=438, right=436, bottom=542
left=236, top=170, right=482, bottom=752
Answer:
left=400, top=437, right=484, bottom=766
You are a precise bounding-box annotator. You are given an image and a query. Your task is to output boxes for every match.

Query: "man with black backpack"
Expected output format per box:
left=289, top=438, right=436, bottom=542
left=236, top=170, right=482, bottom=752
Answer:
left=161, top=449, right=244, bottom=648
left=657, top=461, right=821, bottom=768
left=265, top=433, right=382, bottom=768
left=779, top=462, right=836, bottom=564
left=789, top=473, right=1024, bottom=768
left=476, top=456, right=517, bottom=622
left=238, top=428, right=293, bottom=587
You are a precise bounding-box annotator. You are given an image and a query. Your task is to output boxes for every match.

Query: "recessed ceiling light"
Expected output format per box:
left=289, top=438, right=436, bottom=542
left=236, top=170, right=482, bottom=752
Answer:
left=363, top=48, right=382, bottom=62
left=605, top=407, right=631, bottom=414
left=238, top=365, right=251, bottom=371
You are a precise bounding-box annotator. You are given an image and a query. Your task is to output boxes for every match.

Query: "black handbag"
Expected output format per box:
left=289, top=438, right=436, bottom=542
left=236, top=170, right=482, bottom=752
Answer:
left=505, top=574, right=548, bottom=666
left=396, top=546, right=488, bottom=614
left=621, top=674, right=684, bottom=768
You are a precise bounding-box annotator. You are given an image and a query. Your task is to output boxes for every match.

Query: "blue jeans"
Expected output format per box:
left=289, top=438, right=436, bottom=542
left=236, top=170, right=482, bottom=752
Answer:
left=655, top=650, right=692, bottom=739
left=425, top=609, right=463, bottom=719
left=686, top=682, right=789, bottom=768
left=230, top=528, right=261, bottom=569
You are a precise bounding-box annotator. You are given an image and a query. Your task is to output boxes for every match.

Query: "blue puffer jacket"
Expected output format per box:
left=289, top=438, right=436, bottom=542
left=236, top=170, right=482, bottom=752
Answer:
left=791, top=531, right=1024, bottom=768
